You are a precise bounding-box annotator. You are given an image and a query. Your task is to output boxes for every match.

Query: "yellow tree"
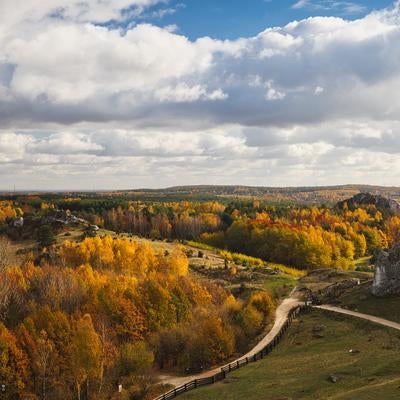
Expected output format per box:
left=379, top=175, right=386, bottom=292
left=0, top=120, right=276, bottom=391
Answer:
left=36, top=330, right=54, bottom=400
left=70, top=315, right=101, bottom=400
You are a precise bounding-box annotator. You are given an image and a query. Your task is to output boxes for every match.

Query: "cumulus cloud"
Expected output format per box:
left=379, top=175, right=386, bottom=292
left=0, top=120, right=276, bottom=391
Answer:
left=0, top=0, right=164, bottom=29
left=1, top=1, right=400, bottom=189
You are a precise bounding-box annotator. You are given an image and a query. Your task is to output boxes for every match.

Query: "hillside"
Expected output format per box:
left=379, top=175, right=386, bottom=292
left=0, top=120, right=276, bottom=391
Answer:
left=178, top=309, right=400, bottom=400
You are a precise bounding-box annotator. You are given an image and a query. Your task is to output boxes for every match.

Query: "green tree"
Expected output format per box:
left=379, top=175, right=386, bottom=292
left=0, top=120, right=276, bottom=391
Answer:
left=38, top=225, right=55, bottom=248
left=118, top=342, right=154, bottom=377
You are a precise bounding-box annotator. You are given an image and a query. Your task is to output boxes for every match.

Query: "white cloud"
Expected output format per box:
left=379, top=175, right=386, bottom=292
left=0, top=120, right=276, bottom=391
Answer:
left=265, top=81, right=286, bottom=101
left=0, top=0, right=164, bottom=28
left=155, top=84, right=227, bottom=103
left=30, top=132, right=104, bottom=154
left=0, top=1, right=400, bottom=188
left=314, top=86, right=324, bottom=95
left=5, top=23, right=215, bottom=103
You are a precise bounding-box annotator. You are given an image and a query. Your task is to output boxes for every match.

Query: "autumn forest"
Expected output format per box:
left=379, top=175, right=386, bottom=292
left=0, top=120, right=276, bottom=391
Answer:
left=0, top=188, right=399, bottom=400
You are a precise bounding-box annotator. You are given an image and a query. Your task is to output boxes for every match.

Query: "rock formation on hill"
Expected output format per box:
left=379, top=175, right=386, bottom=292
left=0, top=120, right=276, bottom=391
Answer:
left=337, top=193, right=400, bottom=214
left=372, top=243, right=400, bottom=296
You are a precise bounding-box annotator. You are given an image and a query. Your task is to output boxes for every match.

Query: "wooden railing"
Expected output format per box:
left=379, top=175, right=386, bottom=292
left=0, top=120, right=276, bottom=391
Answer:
left=154, top=304, right=310, bottom=400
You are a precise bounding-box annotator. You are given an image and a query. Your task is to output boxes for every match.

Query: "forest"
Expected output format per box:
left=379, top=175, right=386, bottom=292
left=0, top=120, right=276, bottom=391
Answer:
left=0, top=233, right=274, bottom=400
left=3, top=193, right=396, bottom=270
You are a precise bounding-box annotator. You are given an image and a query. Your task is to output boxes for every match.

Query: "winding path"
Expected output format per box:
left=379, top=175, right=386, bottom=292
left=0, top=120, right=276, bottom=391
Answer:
left=156, top=300, right=400, bottom=398
left=314, top=304, right=400, bottom=331
left=158, top=296, right=302, bottom=388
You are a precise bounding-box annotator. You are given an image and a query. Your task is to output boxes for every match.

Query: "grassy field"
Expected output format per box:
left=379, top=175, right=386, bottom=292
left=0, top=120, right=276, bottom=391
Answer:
left=338, top=284, right=400, bottom=324
left=299, top=268, right=373, bottom=292
left=178, top=309, right=400, bottom=400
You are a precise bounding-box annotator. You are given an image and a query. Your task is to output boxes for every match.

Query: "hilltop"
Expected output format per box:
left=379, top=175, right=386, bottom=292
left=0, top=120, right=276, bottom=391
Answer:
left=337, top=193, right=400, bottom=214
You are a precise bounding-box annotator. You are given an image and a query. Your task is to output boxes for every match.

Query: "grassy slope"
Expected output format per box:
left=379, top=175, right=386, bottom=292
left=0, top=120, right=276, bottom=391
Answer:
left=299, top=268, right=373, bottom=292
left=179, top=310, right=400, bottom=400
left=338, top=284, right=400, bottom=324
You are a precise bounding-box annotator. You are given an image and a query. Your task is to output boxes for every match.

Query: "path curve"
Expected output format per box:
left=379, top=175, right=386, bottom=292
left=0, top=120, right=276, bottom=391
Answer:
left=314, top=304, right=400, bottom=331
left=156, top=301, right=400, bottom=399
left=158, top=296, right=302, bottom=388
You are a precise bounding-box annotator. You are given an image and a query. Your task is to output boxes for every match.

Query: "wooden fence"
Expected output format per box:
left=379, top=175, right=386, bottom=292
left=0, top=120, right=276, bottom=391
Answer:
left=154, top=304, right=310, bottom=400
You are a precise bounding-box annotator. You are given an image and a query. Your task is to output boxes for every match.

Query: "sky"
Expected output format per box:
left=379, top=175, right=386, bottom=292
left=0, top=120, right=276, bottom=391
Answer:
left=1, top=0, right=400, bottom=190
left=147, top=0, right=394, bottom=39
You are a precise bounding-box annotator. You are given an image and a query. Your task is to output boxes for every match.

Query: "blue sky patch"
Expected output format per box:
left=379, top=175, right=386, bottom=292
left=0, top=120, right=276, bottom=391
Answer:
left=136, top=0, right=395, bottom=39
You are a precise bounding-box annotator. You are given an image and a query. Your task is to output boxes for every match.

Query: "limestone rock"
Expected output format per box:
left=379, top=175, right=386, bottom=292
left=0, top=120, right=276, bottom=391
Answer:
left=328, top=374, right=339, bottom=383
left=372, top=244, right=400, bottom=296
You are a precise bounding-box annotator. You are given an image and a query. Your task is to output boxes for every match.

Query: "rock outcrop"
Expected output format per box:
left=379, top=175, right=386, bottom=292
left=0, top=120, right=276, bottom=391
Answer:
left=337, top=193, right=400, bottom=215
left=372, top=244, right=400, bottom=296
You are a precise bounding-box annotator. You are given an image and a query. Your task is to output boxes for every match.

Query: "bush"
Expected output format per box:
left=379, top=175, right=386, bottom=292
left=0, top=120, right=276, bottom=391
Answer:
left=119, top=342, right=154, bottom=377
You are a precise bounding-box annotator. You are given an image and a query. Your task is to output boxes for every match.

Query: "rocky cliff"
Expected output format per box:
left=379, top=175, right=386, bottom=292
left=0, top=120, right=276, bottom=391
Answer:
left=372, top=244, right=400, bottom=296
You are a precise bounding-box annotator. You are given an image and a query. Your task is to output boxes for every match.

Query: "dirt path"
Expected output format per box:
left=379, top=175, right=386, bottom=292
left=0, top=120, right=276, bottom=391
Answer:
left=158, top=296, right=302, bottom=388
left=157, top=302, right=400, bottom=391
left=314, top=304, right=400, bottom=331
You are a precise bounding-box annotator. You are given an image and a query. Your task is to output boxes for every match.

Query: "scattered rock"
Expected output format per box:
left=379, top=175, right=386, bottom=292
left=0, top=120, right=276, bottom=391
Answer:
left=328, top=374, right=339, bottom=383
left=348, top=349, right=360, bottom=354
left=312, top=325, right=326, bottom=333
left=312, top=325, right=326, bottom=338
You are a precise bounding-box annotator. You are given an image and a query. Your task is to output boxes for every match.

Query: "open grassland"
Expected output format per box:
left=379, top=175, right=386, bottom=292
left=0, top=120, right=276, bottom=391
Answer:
left=189, top=260, right=298, bottom=301
left=338, top=284, right=400, bottom=324
left=299, top=268, right=373, bottom=292
left=178, top=309, right=400, bottom=400
left=184, top=240, right=305, bottom=277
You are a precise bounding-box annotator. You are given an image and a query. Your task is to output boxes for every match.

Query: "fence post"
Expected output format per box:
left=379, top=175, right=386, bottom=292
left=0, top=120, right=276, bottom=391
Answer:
left=194, top=379, right=197, bottom=388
